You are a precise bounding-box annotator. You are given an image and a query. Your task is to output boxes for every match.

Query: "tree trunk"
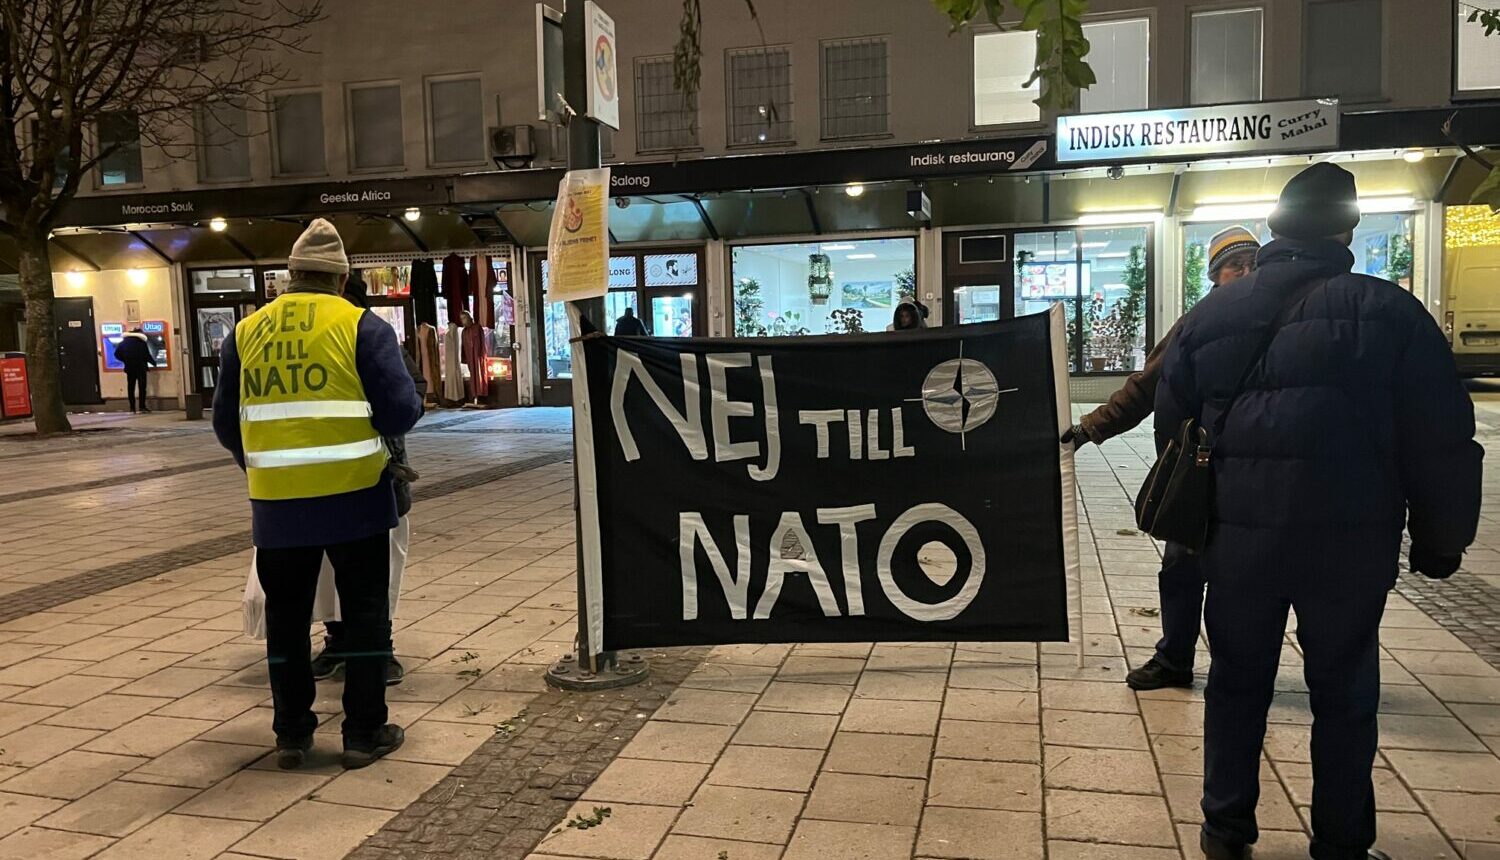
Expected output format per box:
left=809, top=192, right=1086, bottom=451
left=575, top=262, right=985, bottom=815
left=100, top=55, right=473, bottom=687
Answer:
left=16, top=230, right=71, bottom=435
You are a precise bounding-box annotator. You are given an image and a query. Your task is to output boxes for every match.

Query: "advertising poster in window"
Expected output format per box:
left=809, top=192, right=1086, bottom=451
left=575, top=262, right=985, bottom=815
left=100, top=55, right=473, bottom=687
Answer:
left=572, top=306, right=1080, bottom=650
left=546, top=168, right=610, bottom=302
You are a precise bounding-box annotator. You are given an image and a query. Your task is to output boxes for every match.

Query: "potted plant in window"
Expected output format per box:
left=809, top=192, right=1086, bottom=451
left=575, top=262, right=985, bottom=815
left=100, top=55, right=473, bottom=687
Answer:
left=734, top=276, right=768, bottom=337
left=828, top=307, right=865, bottom=334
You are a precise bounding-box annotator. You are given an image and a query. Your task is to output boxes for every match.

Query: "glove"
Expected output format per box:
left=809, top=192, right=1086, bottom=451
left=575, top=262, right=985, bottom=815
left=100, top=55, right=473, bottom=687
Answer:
left=1409, top=545, right=1461, bottom=580
left=1060, top=424, right=1089, bottom=450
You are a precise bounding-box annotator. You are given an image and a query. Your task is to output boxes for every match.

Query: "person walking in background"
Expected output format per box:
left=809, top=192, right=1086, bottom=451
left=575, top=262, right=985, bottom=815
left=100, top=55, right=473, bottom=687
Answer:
left=1063, top=225, right=1260, bottom=692
left=1155, top=164, right=1482, bottom=860
left=115, top=326, right=155, bottom=413
left=213, top=218, right=422, bottom=771
left=613, top=306, right=647, bottom=336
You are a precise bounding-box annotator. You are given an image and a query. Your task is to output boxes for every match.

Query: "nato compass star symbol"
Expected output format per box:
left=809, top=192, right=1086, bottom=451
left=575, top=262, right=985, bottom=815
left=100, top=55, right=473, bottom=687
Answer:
left=908, top=342, right=1018, bottom=450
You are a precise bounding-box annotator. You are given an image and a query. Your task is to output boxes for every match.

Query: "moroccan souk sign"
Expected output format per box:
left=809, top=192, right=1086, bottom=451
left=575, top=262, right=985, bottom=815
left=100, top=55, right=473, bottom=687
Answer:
left=574, top=306, right=1079, bottom=650
left=1056, top=98, right=1340, bottom=164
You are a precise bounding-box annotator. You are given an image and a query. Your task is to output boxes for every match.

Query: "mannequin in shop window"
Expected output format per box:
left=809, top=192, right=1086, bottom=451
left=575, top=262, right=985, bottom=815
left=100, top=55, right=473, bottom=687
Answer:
left=460, top=310, right=489, bottom=405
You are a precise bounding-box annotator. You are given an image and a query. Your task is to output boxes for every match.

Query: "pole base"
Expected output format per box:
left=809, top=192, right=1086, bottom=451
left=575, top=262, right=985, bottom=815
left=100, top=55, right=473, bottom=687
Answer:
left=545, top=650, right=650, bottom=691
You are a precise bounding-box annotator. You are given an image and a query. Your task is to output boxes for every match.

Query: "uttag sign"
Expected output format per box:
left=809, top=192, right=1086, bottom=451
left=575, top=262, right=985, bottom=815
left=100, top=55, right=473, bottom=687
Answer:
left=571, top=306, right=1081, bottom=650
left=1056, top=98, right=1341, bottom=164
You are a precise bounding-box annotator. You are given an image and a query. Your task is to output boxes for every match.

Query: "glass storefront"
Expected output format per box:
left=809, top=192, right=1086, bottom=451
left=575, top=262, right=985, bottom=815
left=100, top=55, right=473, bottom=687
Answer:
left=1013, top=226, right=1151, bottom=373
left=731, top=237, right=916, bottom=335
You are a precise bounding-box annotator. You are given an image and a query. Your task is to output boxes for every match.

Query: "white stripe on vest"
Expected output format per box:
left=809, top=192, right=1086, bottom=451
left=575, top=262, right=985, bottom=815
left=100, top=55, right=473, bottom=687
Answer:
left=241, top=400, right=374, bottom=422
left=245, top=436, right=384, bottom=469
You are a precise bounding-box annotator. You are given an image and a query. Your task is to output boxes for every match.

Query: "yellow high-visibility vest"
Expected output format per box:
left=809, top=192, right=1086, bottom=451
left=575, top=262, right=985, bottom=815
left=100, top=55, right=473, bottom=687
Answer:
left=235, top=292, right=386, bottom=501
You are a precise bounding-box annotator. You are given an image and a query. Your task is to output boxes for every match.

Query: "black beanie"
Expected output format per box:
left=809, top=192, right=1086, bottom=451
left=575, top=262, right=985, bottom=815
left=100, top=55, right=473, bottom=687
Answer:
left=344, top=270, right=370, bottom=309
left=1268, top=162, right=1361, bottom=240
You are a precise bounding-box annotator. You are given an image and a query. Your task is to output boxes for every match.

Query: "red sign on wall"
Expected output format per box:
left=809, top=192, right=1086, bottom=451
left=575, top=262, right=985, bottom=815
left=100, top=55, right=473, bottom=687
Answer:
left=0, top=354, right=32, bottom=419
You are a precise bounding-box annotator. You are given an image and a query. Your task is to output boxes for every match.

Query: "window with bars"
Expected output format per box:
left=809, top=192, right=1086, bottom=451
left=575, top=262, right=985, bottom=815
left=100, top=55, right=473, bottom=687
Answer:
left=727, top=46, right=793, bottom=145
left=821, top=37, right=889, bottom=139
left=635, top=56, right=699, bottom=151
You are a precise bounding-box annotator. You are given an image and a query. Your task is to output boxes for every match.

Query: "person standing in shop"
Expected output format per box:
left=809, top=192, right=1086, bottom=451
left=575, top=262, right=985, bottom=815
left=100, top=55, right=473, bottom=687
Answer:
left=1156, top=163, right=1481, bottom=860
left=888, top=297, right=930, bottom=331
left=1061, top=225, right=1260, bottom=692
left=614, top=306, right=647, bottom=336
left=212, top=218, right=421, bottom=771
left=114, top=326, right=156, bottom=413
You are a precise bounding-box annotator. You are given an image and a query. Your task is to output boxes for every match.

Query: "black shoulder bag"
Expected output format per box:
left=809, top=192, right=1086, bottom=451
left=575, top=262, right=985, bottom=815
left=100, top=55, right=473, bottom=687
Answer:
left=1134, top=277, right=1326, bottom=550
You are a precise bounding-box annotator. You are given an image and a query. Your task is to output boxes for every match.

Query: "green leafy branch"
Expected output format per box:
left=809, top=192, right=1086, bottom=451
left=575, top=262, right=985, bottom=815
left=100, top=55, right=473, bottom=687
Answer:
left=1463, top=3, right=1500, bottom=35
left=932, top=0, right=1096, bottom=111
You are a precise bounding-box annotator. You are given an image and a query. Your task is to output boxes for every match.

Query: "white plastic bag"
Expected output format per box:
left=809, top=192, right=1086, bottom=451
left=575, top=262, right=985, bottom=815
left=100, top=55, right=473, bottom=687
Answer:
left=242, top=516, right=410, bottom=640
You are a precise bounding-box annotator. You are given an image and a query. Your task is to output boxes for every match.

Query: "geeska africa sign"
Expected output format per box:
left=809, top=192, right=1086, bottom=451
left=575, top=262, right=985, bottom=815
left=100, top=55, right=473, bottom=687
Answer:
left=1056, top=98, right=1340, bottom=165
left=574, top=307, right=1079, bottom=650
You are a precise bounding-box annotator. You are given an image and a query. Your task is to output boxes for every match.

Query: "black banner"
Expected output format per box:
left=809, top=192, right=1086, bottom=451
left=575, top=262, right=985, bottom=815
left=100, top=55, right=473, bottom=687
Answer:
left=578, top=307, right=1077, bottom=650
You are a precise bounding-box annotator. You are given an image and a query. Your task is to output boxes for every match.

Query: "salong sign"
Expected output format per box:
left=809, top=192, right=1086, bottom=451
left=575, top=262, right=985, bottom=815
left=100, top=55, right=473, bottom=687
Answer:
left=1056, top=98, right=1340, bottom=164
left=574, top=307, right=1079, bottom=650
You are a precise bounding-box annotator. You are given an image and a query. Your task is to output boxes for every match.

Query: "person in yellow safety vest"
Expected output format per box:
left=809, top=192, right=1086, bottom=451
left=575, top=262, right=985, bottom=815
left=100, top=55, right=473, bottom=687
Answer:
left=212, top=218, right=422, bottom=771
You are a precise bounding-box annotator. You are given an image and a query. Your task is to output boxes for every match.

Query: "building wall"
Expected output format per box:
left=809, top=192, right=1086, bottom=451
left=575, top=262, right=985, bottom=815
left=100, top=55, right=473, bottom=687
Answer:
left=74, top=0, right=1463, bottom=199
left=50, top=268, right=183, bottom=404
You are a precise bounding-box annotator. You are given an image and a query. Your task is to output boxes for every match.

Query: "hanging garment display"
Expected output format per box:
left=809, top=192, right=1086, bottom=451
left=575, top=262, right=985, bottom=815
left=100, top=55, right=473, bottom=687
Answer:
left=416, top=323, right=441, bottom=406
left=410, top=259, right=439, bottom=329
left=470, top=256, right=489, bottom=328
left=441, top=253, right=467, bottom=325
left=462, top=314, right=490, bottom=402
left=442, top=322, right=465, bottom=403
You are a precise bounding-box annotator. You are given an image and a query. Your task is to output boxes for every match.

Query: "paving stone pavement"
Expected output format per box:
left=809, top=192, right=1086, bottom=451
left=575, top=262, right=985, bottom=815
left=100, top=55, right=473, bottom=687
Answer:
left=0, top=404, right=1497, bottom=859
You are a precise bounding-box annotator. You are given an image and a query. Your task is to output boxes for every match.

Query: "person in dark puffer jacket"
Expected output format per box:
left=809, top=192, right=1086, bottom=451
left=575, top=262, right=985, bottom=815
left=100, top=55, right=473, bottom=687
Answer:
left=1155, top=163, right=1482, bottom=860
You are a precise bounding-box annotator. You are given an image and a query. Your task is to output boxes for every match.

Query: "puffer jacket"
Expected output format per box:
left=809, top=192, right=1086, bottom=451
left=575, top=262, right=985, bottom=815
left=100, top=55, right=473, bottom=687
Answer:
left=1154, top=237, right=1481, bottom=556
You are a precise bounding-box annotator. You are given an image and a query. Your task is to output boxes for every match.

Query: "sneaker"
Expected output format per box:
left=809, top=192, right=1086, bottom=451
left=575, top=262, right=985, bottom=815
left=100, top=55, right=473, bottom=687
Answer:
left=385, top=658, right=405, bottom=687
left=342, top=724, right=405, bottom=770
left=276, top=735, right=313, bottom=770
left=1199, top=831, right=1247, bottom=860
left=1126, top=657, right=1194, bottom=691
left=310, top=649, right=344, bottom=681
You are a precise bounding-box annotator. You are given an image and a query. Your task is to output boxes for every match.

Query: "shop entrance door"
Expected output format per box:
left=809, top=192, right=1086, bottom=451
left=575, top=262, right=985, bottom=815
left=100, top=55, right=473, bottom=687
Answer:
left=54, top=297, right=102, bottom=405
left=942, top=232, right=1015, bottom=327
left=191, top=303, right=252, bottom=400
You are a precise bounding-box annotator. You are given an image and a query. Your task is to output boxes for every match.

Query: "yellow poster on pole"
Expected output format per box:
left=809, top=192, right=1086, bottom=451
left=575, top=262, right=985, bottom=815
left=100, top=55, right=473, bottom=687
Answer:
left=546, top=167, right=610, bottom=302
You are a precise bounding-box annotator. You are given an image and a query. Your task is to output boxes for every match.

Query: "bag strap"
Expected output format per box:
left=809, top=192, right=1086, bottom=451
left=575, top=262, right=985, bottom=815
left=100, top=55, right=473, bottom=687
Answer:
left=1209, top=276, right=1329, bottom=439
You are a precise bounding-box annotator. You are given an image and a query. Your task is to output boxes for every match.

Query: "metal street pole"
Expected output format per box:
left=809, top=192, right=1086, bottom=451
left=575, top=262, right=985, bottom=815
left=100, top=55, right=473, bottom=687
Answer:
left=546, top=0, right=647, bottom=691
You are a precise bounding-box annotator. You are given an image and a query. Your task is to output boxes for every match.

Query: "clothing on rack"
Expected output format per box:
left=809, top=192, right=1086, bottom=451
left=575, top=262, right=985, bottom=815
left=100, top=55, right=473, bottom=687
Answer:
left=441, top=323, right=465, bottom=403
left=410, top=260, right=439, bottom=329
left=462, top=319, right=489, bottom=402
left=415, top=323, right=441, bottom=406
left=441, top=254, right=467, bottom=325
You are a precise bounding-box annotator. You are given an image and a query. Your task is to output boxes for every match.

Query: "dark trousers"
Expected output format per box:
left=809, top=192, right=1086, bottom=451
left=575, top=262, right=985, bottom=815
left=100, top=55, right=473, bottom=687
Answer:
left=1153, top=541, right=1205, bottom=672
left=256, top=531, right=392, bottom=743
left=125, top=367, right=147, bottom=411
left=1200, top=531, right=1390, bottom=860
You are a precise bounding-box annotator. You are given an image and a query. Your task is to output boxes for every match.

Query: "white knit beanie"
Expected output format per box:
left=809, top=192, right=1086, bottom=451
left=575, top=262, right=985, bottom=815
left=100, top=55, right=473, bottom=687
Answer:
left=288, top=218, right=349, bottom=274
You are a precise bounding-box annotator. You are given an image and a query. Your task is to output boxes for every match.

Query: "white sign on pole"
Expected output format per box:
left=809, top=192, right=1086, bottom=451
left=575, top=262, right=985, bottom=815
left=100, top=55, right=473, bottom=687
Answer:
left=1056, top=99, right=1340, bottom=164
left=584, top=1, right=620, bottom=130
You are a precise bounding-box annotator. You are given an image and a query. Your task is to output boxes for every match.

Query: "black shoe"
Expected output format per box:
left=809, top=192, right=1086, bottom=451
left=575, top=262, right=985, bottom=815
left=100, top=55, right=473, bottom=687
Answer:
left=1126, top=657, right=1194, bottom=691
left=1200, top=830, right=1247, bottom=860
left=311, top=649, right=344, bottom=681
left=385, top=658, right=405, bottom=687
left=342, top=724, right=404, bottom=769
left=276, top=735, right=313, bottom=770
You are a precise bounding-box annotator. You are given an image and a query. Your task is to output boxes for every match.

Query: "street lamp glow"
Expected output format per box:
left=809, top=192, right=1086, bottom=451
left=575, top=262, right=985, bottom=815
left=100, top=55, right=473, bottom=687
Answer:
left=845, top=183, right=865, bottom=198
left=404, top=208, right=421, bottom=222
left=208, top=217, right=228, bottom=232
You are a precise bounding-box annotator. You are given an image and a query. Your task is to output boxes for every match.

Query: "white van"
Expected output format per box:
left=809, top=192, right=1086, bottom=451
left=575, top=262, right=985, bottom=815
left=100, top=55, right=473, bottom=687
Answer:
left=1444, top=244, right=1500, bottom=377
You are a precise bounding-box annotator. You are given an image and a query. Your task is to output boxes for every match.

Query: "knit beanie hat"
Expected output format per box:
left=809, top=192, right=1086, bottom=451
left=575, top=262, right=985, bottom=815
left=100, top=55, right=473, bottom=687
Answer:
left=1268, top=162, right=1361, bottom=240
left=1207, top=226, right=1261, bottom=275
left=288, top=218, right=349, bottom=274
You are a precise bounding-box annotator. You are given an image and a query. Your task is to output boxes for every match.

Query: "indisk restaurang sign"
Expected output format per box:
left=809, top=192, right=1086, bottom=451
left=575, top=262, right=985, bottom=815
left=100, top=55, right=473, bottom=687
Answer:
left=1056, top=99, right=1341, bottom=165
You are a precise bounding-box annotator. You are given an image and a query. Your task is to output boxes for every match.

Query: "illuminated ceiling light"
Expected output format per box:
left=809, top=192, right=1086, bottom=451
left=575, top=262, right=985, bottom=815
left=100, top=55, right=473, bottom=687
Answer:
left=1359, top=195, right=1416, bottom=214
left=846, top=253, right=877, bottom=259
left=1402, top=149, right=1426, bottom=164
left=844, top=183, right=866, bottom=198
left=404, top=207, right=422, bottom=222
left=821, top=243, right=857, bottom=251
left=127, top=268, right=147, bottom=285
left=208, top=217, right=228, bottom=232
left=64, top=271, right=85, bottom=287
left=1189, top=201, right=1277, bottom=222
left=1077, top=210, right=1161, bottom=225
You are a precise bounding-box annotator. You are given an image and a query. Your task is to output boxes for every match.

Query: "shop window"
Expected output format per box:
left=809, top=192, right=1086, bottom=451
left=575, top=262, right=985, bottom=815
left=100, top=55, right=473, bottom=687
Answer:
left=1014, top=227, right=1150, bottom=373
left=272, top=91, right=327, bottom=176
left=427, top=76, right=485, bottom=166
left=973, top=31, right=1040, bottom=126
left=1079, top=18, right=1150, bottom=114
left=348, top=83, right=404, bottom=171
left=96, top=111, right=142, bottom=187
left=635, top=56, right=699, bottom=151
left=1304, top=0, right=1382, bottom=102
left=821, top=37, right=889, bottom=139
left=727, top=46, right=794, bottom=145
left=197, top=101, right=251, bottom=182
left=1190, top=8, right=1263, bottom=105
left=731, top=238, right=916, bottom=336
left=1457, top=6, right=1500, bottom=95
